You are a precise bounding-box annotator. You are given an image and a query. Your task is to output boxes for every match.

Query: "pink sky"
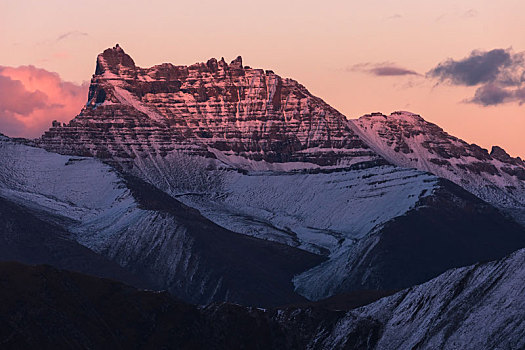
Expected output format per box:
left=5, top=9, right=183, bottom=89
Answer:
left=1, top=0, right=524, bottom=157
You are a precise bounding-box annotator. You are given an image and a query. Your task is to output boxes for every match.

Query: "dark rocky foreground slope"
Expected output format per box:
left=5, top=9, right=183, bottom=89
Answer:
left=2, top=246, right=525, bottom=350
left=0, top=262, right=346, bottom=350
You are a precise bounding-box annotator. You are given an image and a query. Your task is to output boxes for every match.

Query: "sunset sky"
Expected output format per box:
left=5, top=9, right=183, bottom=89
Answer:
left=1, top=0, right=524, bottom=157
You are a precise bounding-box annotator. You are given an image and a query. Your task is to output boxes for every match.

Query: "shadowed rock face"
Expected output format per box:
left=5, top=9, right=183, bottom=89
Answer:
left=118, top=175, right=326, bottom=307
left=331, top=179, right=525, bottom=294
left=0, top=196, right=147, bottom=288
left=39, top=45, right=378, bottom=168
left=292, top=177, right=525, bottom=300
left=4, top=246, right=525, bottom=350
left=0, top=262, right=369, bottom=350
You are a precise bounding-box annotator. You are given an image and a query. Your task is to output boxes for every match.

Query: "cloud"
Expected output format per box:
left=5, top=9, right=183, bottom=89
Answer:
left=0, top=76, right=48, bottom=115
left=56, top=30, right=88, bottom=42
left=469, top=83, right=514, bottom=106
left=427, top=48, right=525, bottom=106
left=349, top=62, right=419, bottom=76
left=368, top=66, right=419, bottom=76
left=428, top=49, right=514, bottom=86
left=0, top=66, right=88, bottom=138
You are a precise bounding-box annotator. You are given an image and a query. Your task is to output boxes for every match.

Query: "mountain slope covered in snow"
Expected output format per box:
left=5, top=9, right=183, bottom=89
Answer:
left=350, top=111, right=525, bottom=217
left=319, top=247, right=525, bottom=349
left=0, top=136, right=323, bottom=306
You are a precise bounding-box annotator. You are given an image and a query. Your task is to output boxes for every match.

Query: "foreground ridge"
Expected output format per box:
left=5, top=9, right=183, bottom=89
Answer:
left=3, top=246, right=525, bottom=349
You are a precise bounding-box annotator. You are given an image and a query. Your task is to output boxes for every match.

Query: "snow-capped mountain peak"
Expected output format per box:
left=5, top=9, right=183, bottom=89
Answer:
left=29, top=46, right=525, bottom=303
left=350, top=111, right=525, bottom=212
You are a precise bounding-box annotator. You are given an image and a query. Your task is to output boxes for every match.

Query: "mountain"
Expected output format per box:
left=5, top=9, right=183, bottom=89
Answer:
left=0, top=136, right=323, bottom=306
left=39, top=44, right=380, bottom=171
left=28, top=45, right=525, bottom=302
left=351, top=111, right=525, bottom=223
left=10, top=132, right=525, bottom=303
left=0, top=195, right=146, bottom=288
left=319, top=247, right=525, bottom=349
left=2, top=247, right=525, bottom=349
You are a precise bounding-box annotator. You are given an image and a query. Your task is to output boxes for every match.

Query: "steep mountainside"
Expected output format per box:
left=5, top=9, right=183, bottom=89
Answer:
left=0, top=137, right=323, bottom=306
left=320, top=247, right=525, bottom=349
left=293, top=178, right=525, bottom=300
left=351, top=111, right=525, bottom=213
left=0, top=196, right=145, bottom=288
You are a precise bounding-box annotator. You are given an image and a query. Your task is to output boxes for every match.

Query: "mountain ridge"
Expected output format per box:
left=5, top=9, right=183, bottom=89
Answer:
left=3, top=44, right=525, bottom=305
left=350, top=111, right=525, bottom=220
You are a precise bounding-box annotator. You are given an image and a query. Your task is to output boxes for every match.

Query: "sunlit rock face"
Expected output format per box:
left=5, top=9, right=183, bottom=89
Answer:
left=39, top=44, right=379, bottom=170
left=351, top=111, right=525, bottom=210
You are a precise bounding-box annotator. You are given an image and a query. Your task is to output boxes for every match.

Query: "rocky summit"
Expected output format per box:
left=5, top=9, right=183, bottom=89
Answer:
left=351, top=111, right=525, bottom=215
left=39, top=44, right=379, bottom=170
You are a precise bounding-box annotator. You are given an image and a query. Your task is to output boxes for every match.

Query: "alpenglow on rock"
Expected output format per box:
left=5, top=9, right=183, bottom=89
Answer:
left=39, top=44, right=380, bottom=170
left=351, top=111, right=525, bottom=214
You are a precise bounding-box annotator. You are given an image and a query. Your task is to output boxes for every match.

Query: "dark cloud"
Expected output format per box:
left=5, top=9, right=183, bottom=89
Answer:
left=350, top=63, right=419, bottom=76
left=56, top=30, right=88, bottom=42
left=470, top=84, right=513, bottom=106
left=428, top=49, right=513, bottom=86
left=428, top=49, right=525, bottom=106
left=514, top=87, right=525, bottom=102
left=369, top=66, right=419, bottom=76
left=0, top=66, right=88, bottom=138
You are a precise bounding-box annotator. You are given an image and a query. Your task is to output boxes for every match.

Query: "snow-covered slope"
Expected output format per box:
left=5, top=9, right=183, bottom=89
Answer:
left=350, top=111, right=525, bottom=212
left=0, top=137, right=323, bottom=306
left=319, top=247, right=525, bottom=349
left=176, top=165, right=437, bottom=253
left=0, top=195, right=146, bottom=287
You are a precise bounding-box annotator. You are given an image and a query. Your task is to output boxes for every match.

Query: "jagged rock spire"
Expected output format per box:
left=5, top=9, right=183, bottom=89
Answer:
left=95, top=44, right=136, bottom=76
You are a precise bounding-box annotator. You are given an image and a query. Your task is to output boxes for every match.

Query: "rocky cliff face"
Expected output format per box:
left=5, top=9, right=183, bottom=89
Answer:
left=351, top=111, right=525, bottom=211
left=39, top=44, right=378, bottom=170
